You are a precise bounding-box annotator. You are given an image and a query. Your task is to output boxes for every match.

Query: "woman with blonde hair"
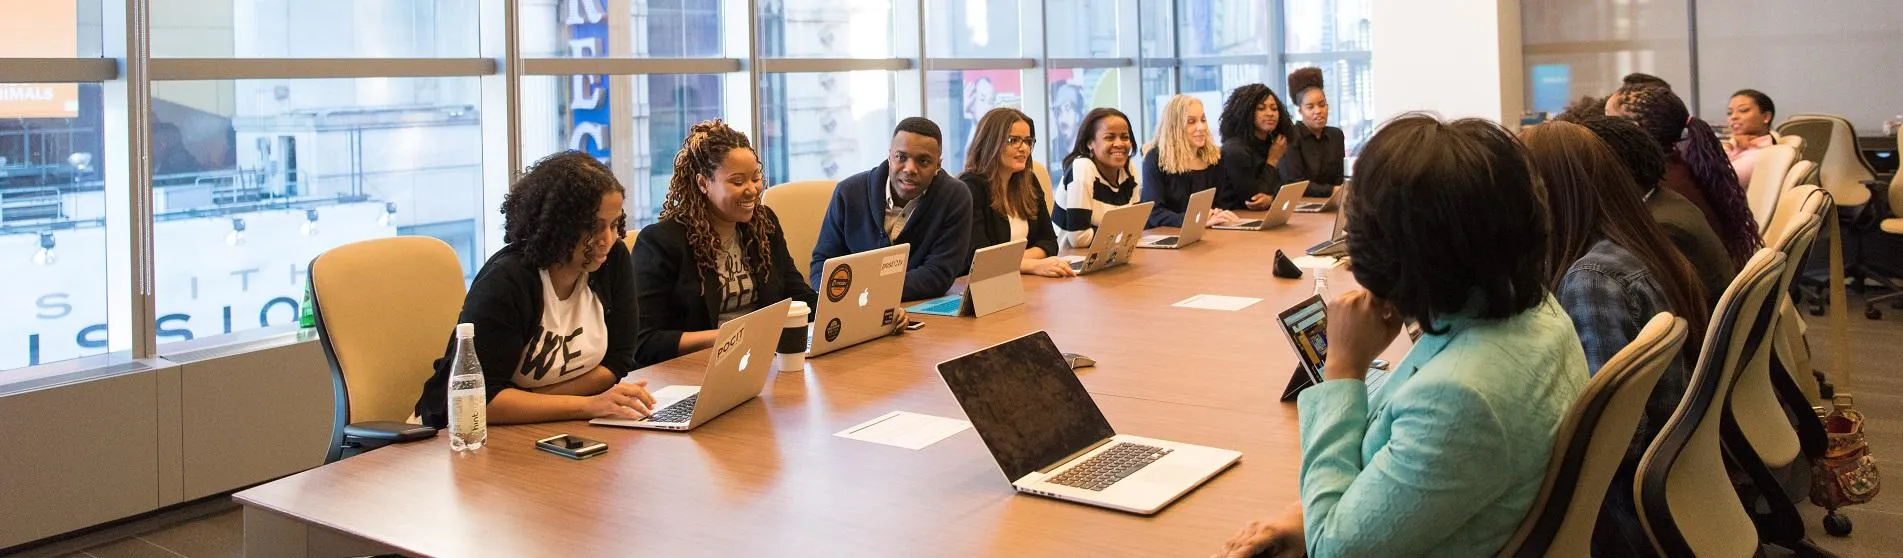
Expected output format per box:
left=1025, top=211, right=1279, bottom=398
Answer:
left=1141, top=95, right=1239, bottom=228
left=629, top=119, right=818, bottom=365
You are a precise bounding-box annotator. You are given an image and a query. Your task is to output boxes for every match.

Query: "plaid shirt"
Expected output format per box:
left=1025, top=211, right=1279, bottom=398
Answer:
left=1557, top=239, right=1690, bottom=462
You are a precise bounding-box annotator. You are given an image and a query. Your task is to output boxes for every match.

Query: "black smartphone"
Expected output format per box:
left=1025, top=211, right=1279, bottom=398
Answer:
left=535, top=434, right=608, bottom=460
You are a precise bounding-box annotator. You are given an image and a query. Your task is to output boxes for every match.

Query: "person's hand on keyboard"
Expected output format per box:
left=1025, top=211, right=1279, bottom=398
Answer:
left=585, top=379, right=656, bottom=419
left=1022, top=256, right=1078, bottom=278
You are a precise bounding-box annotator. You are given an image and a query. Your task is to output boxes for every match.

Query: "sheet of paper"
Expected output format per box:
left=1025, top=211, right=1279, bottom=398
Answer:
left=1291, top=255, right=1343, bottom=270
left=834, top=411, right=972, bottom=450
left=1171, top=294, right=1263, bottom=312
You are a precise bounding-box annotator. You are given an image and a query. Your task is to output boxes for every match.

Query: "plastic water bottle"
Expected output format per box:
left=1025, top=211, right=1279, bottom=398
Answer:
left=1314, top=273, right=1329, bottom=301
left=447, top=323, right=487, bottom=452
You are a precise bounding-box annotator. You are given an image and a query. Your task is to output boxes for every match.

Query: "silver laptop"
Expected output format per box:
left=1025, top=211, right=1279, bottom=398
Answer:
left=907, top=239, right=1027, bottom=318
left=937, top=331, right=1242, bottom=515
left=1305, top=206, right=1350, bottom=257
left=809, top=243, right=909, bottom=357
left=1295, top=181, right=1346, bottom=213
left=589, top=299, right=791, bottom=431
left=1067, top=201, right=1152, bottom=275
left=1137, top=188, right=1213, bottom=250
left=1210, top=182, right=1307, bottom=231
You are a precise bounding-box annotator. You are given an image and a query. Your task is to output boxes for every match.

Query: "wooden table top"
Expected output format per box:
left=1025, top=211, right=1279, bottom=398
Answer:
left=236, top=210, right=1407, bottom=557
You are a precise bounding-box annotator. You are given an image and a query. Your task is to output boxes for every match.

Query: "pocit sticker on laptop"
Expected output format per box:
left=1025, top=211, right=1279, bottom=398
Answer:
left=880, top=254, right=906, bottom=276
left=713, top=324, right=745, bottom=365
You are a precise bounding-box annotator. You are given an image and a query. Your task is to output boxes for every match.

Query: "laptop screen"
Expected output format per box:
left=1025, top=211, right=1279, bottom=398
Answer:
left=937, top=331, right=1116, bottom=482
left=1278, top=295, right=1329, bottom=381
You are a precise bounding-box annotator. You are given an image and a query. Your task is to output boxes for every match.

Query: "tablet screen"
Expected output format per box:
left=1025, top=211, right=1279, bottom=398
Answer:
left=1278, top=295, right=1329, bottom=382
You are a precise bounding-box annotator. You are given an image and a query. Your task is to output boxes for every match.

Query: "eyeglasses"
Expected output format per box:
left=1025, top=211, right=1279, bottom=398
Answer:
left=1004, top=135, right=1037, bottom=147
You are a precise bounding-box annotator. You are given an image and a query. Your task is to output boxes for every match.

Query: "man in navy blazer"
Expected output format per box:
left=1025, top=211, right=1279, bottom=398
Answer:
left=810, top=117, right=973, bottom=301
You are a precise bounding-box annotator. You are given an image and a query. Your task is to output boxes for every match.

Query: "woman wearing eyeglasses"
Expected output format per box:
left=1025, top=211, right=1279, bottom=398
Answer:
left=960, top=107, right=1075, bottom=278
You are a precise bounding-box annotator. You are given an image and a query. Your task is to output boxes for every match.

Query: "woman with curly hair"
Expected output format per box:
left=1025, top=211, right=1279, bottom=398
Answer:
left=1216, top=83, right=1292, bottom=211
left=631, top=119, right=819, bottom=364
left=1607, top=84, right=1761, bottom=266
left=414, top=151, right=656, bottom=428
left=1279, top=67, right=1346, bottom=198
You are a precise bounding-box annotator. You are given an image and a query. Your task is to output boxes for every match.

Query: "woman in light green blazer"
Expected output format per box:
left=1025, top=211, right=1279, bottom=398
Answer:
left=1218, top=115, right=1588, bottom=558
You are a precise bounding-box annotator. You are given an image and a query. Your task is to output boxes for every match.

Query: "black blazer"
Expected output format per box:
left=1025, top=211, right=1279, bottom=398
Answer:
left=961, top=170, right=1060, bottom=258
left=630, top=208, right=818, bottom=365
left=1218, top=135, right=1279, bottom=210
left=413, top=241, right=640, bottom=428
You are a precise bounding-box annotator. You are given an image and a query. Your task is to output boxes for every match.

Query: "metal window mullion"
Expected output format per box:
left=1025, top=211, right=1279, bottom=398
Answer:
left=148, top=58, right=496, bottom=80
left=913, top=0, right=928, bottom=118
left=1045, top=58, right=1134, bottom=69
left=520, top=57, right=745, bottom=75
left=103, top=0, right=155, bottom=359
left=1269, top=0, right=1286, bottom=96
left=756, top=58, right=913, bottom=73
left=1116, top=0, right=1143, bottom=135
left=0, top=58, right=119, bottom=82
left=919, top=58, right=1037, bottom=71
left=747, top=0, right=763, bottom=148
left=1029, top=0, right=1049, bottom=166
left=478, top=0, right=521, bottom=258
left=607, top=0, right=636, bottom=219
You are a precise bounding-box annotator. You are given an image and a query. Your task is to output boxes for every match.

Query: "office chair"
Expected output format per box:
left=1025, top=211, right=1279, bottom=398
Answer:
left=309, top=237, right=466, bottom=462
left=1746, top=144, right=1799, bottom=234
left=1777, top=133, right=1805, bottom=156
left=1765, top=186, right=1832, bottom=406
left=1777, top=114, right=1873, bottom=207
left=1724, top=199, right=1834, bottom=552
left=1861, top=145, right=1903, bottom=318
left=1635, top=249, right=1786, bottom=558
left=1032, top=160, right=1055, bottom=215
left=760, top=179, right=837, bottom=281
left=621, top=228, right=639, bottom=255
left=1500, top=313, right=1687, bottom=558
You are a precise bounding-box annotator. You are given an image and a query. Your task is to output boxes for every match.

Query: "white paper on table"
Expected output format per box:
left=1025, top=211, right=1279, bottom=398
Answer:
left=1291, top=255, right=1343, bottom=270
left=1171, top=294, right=1263, bottom=311
left=834, top=411, right=973, bottom=450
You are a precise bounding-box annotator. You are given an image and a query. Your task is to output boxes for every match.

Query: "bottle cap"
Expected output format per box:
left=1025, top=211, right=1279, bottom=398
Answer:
left=456, top=323, right=475, bottom=339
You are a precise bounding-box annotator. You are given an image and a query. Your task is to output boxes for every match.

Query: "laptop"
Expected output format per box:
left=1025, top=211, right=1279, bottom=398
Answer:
left=1209, top=182, right=1306, bottom=230
left=590, top=299, right=791, bottom=431
left=1066, top=202, right=1151, bottom=275
left=808, top=243, right=910, bottom=357
left=1137, top=188, right=1213, bottom=250
left=937, top=331, right=1242, bottom=515
left=1275, top=295, right=1405, bottom=402
left=1295, top=181, right=1346, bottom=213
left=906, top=240, right=1027, bottom=318
left=1305, top=208, right=1350, bottom=257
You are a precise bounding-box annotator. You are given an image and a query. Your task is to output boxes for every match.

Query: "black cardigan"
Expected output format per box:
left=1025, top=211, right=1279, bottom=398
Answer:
left=1218, top=135, right=1280, bottom=210
left=631, top=208, right=818, bottom=365
left=961, top=170, right=1060, bottom=258
left=1278, top=124, right=1346, bottom=197
left=413, top=240, right=640, bottom=428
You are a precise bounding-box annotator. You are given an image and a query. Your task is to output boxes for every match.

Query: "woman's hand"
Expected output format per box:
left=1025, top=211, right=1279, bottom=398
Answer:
left=1245, top=193, right=1274, bottom=211
left=584, top=379, right=656, bottom=419
left=1216, top=502, right=1306, bottom=558
left=1208, top=209, right=1242, bottom=226
left=889, top=307, right=912, bottom=335
left=1322, top=290, right=1402, bottom=381
left=1021, top=256, right=1078, bottom=278
left=1267, top=135, right=1289, bottom=165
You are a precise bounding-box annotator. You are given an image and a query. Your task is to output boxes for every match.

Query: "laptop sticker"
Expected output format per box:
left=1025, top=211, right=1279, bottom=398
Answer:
left=882, top=308, right=896, bottom=326
left=713, top=324, right=746, bottom=365
left=824, top=318, right=843, bottom=342
left=826, top=264, right=853, bottom=302
left=880, top=254, right=906, bottom=276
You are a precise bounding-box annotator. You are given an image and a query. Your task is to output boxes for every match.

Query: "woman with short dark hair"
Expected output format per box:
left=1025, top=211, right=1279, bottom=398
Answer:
left=414, top=151, right=657, bottom=427
left=1218, top=115, right=1586, bottom=557
left=1726, top=89, right=1779, bottom=186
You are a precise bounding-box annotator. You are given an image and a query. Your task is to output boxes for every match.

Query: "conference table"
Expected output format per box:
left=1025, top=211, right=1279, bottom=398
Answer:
left=236, top=208, right=1411, bottom=557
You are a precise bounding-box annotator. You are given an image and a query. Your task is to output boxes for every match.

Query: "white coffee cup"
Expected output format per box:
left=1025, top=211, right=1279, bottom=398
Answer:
left=775, top=301, right=811, bottom=372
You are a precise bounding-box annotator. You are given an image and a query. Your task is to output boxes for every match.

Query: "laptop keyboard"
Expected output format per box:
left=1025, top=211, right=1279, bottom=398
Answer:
left=1046, top=443, right=1173, bottom=491
left=639, top=394, right=698, bottom=423
left=1142, top=235, right=1178, bottom=247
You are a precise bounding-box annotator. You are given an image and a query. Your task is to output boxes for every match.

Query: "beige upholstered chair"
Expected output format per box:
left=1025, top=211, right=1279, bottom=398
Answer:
left=1032, top=160, right=1056, bottom=214
left=1862, top=141, right=1903, bottom=312
left=1747, top=145, right=1798, bottom=234
left=1781, top=160, right=1816, bottom=194
left=1635, top=249, right=1786, bottom=557
left=310, top=236, right=467, bottom=462
left=1776, top=133, right=1804, bottom=155
left=761, top=179, right=838, bottom=281
left=1731, top=191, right=1829, bottom=470
left=621, top=228, right=639, bottom=254
left=1776, top=114, right=1874, bottom=207
left=1500, top=313, right=1688, bottom=558
left=1764, top=186, right=1830, bottom=405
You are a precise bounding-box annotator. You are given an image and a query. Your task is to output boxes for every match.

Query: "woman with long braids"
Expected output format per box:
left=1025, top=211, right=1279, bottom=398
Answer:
left=630, top=119, right=818, bottom=365
left=1607, top=84, right=1762, bottom=266
left=414, top=151, right=658, bottom=427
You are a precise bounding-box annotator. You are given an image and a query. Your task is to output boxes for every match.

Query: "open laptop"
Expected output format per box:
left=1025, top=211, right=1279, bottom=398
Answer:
left=907, top=239, right=1027, bottom=318
left=1137, top=188, right=1213, bottom=249
left=590, top=299, right=791, bottom=431
left=1066, top=201, right=1151, bottom=275
left=937, top=331, right=1241, bottom=515
left=808, top=243, right=909, bottom=357
left=1305, top=208, right=1350, bottom=257
left=1295, top=181, right=1346, bottom=213
left=1209, top=182, right=1306, bottom=231
left=1275, top=295, right=1409, bottom=402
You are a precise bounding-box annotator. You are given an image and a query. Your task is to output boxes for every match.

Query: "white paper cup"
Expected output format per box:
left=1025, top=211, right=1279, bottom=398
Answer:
left=776, top=301, right=811, bottom=372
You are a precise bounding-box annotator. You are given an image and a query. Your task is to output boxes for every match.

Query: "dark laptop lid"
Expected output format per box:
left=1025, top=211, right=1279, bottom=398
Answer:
left=937, top=331, right=1116, bottom=481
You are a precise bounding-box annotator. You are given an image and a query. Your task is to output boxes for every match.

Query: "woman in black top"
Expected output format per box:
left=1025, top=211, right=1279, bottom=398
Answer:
left=414, top=152, right=657, bottom=428
left=1279, top=67, right=1347, bottom=198
left=632, top=120, right=818, bottom=364
left=960, top=107, right=1074, bottom=278
left=1142, top=94, right=1241, bottom=228
left=1217, top=84, right=1292, bottom=211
